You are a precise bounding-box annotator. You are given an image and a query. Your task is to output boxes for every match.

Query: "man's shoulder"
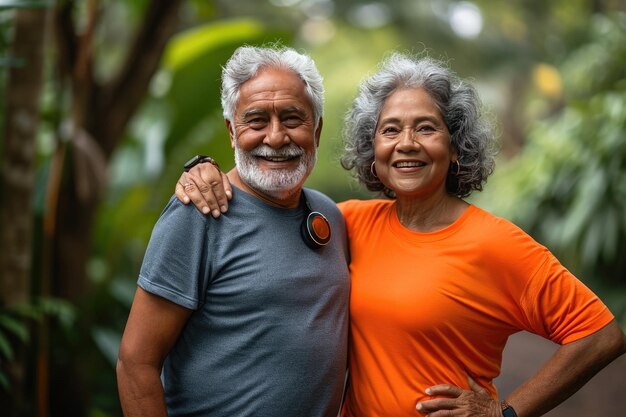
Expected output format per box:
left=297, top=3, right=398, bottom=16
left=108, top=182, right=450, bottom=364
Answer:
left=302, top=187, right=333, bottom=201
left=155, top=196, right=212, bottom=230
left=302, top=187, right=339, bottom=211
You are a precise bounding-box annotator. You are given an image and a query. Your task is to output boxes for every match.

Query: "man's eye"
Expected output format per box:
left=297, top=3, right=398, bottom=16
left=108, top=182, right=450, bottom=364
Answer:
left=283, top=117, right=303, bottom=127
left=248, top=118, right=267, bottom=127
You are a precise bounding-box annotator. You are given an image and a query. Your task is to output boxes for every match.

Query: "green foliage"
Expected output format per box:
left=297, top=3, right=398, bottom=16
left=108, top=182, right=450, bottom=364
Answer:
left=0, top=315, right=28, bottom=366
left=92, top=327, right=121, bottom=368
left=160, top=18, right=288, bottom=158
left=0, top=298, right=76, bottom=391
left=476, top=14, right=626, bottom=311
left=0, top=1, right=50, bottom=10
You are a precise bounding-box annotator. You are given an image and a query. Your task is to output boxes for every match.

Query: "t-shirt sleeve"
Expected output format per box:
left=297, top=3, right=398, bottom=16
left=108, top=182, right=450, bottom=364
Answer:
left=521, top=252, right=614, bottom=344
left=137, top=197, right=210, bottom=310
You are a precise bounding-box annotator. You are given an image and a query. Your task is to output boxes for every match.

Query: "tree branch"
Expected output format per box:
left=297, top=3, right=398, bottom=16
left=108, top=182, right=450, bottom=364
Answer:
left=97, top=0, right=184, bottom=157
left=53, top=0, right=78, bottom=85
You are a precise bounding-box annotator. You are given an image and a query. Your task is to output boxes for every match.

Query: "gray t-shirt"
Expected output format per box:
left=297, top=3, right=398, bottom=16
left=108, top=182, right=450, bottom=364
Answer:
left=138, top=186, right=350, bottom=417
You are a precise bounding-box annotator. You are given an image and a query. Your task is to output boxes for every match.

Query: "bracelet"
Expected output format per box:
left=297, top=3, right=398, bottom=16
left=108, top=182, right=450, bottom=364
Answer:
left=500, top=401, right=518, bottom=417
left=184, top=155, right=219, bottom=172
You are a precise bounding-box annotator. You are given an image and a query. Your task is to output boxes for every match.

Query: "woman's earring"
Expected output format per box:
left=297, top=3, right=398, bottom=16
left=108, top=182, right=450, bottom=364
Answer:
left=370, top=161, right=378, bottom=179
left=451, top=160, right=461, bottom=176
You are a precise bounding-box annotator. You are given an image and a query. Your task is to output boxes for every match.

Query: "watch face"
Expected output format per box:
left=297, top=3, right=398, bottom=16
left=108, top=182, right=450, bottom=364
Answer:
left=184, top=155, right=201, bottom=171
left=502, top=406, right=518, bottom=417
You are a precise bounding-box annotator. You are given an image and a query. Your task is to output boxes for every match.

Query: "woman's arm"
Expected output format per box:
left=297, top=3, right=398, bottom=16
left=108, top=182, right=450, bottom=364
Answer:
left=116, top=288, right=193, bottom=417
left=505, top=320, right=625, bottom=416
left=417, top=320, right=626, bottom=417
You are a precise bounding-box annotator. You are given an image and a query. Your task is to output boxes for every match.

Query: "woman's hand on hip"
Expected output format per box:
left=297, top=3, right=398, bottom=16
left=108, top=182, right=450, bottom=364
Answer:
left=416, top=375, right=501, bottom=417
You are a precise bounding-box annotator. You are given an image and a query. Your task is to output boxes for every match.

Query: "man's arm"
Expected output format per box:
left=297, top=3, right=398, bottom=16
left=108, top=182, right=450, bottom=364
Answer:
left=417, top=320, right=626, bottom=417
left=117, top=287, right=193, bottom=417
left=175, top=162, right=232, bottom=218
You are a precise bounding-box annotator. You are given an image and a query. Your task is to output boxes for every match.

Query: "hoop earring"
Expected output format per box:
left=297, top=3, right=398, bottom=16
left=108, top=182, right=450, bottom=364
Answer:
left=370, top=161, right=378, bottom=179
left=451, top=160, right=460, bottom=176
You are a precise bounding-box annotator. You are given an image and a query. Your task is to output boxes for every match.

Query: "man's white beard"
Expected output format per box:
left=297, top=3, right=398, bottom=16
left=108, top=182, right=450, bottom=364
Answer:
left=234, top=141, right=317, bottom=200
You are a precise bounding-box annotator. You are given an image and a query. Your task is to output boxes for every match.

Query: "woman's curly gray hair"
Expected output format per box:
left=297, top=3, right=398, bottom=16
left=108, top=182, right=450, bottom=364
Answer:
left=221, top=44, right=324, bottom=130
left=340, top=53, right=497, bottom=198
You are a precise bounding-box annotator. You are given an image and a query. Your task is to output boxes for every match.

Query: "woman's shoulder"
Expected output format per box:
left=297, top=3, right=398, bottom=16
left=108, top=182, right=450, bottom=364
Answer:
left=469, top=205, right=531, bottom=236
left=467, top=205, right=550, bottom=261
left=337, top=198, right=394, bottom=218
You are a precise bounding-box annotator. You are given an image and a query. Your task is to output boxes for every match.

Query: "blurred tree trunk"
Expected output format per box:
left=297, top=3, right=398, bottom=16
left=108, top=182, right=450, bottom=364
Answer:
left=0, top=6, right=49, bottom=416
left=50, top=0, right=183, bottom=297
left=42, top=1, right=183, bottom=415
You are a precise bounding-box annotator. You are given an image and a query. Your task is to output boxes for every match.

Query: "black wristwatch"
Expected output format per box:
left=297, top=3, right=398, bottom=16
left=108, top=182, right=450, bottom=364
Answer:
left=501, top=401, right=518, bottom=417
left=184, top=155, right=219, bottom=172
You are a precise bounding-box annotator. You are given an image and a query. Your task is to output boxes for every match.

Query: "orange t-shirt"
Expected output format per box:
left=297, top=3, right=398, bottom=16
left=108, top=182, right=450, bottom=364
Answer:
left=338, top=200, right=614, bottom=417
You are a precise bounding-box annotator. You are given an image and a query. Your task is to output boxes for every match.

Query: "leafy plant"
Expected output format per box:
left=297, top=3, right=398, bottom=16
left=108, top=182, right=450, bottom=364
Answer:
left=475, top=13, right=626, bottom=324
left=0, top=297, right=76, bottom=391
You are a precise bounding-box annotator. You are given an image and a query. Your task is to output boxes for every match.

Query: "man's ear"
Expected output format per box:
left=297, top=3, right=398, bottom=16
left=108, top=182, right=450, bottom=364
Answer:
left=225, top=119, right=236, bottom=149
left=314, top=118, right=323, bottom=147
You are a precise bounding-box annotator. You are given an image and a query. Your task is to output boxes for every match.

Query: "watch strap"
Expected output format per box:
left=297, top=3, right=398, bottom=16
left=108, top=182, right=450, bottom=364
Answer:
left=501, top=401, right=518, bottom=417
left=184, top=155, right=219, bottom=172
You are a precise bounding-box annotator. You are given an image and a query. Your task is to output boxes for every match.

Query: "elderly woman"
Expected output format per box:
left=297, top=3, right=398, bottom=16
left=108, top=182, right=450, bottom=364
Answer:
left=176, top=53, right=626, bottom=417
left=335, top=53, right=625, bottom=416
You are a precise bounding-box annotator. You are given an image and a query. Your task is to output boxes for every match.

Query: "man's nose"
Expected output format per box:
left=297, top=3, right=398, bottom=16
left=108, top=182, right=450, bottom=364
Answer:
left=263, top=120, right=289, bottom=148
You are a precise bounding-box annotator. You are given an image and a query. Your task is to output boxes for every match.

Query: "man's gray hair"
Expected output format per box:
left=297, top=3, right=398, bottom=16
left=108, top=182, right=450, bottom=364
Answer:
left=221, top=44, right=324, bottom=129
left=341, top=53, right=497, bottom=198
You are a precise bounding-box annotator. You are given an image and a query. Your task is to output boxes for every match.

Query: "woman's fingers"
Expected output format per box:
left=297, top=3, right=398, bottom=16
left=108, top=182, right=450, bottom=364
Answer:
left=175, top=163, right=230, bottom=218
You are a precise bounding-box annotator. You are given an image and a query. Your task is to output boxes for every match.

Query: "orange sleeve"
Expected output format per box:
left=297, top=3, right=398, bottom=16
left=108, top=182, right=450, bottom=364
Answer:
left=521, top=252, right=614, bottom=344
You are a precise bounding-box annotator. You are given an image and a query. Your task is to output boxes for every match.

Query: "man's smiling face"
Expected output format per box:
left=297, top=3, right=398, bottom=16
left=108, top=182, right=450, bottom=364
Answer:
left=227, top=67, right=320, bottom=202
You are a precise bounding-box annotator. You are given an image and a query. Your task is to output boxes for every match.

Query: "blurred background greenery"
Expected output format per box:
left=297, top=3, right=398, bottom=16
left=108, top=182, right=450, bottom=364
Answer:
left=0, top=0, right=625, bottom=416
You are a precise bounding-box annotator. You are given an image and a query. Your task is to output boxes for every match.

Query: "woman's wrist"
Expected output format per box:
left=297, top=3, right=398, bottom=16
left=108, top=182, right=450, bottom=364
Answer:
left=500, top=400, right=518, bottom=417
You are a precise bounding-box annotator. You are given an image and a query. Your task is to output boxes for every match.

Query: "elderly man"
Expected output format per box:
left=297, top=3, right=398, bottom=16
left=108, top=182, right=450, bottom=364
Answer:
left=116, top=46, right=350, bottom=417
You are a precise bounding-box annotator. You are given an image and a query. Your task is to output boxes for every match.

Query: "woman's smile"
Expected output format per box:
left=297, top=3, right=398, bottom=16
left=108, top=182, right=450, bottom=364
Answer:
left=374, top=87, right=455, bottom=199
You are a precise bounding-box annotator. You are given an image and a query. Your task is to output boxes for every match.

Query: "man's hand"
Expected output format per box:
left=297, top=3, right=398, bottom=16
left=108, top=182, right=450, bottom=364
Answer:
left=175, top=162, right=232, bottom=218
left=416, top=375, right=502, bottom=416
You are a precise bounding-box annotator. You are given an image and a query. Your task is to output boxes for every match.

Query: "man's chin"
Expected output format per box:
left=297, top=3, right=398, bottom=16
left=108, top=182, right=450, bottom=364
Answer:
left=251, top=180, right=303, bottom=200
left=235, top=155, right=314, bottom=202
